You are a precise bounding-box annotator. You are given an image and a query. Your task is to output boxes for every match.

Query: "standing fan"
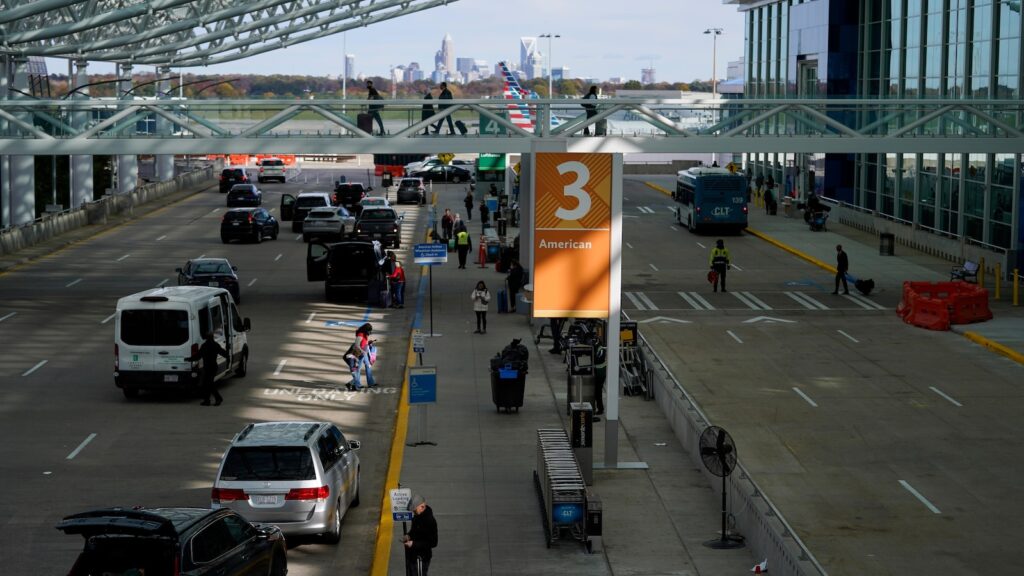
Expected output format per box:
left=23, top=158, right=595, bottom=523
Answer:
left=699, top=425, right=745, bottom=549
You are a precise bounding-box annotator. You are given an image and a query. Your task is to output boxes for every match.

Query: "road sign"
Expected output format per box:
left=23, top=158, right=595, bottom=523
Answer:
left=438, top=153, right=455, bottom=165
left=412, top=329, right=425, bottom=353
left=390, top=488, right=413, bottom=522
left=414, top=243, right=448, bottom=265
left=409, top=366, right=437, bottom=404
left=479, top=113, right=508, bottom=135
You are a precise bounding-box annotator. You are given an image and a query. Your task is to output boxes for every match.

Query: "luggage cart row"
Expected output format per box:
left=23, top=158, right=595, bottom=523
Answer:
left=533, top=429, right=587, bottom=548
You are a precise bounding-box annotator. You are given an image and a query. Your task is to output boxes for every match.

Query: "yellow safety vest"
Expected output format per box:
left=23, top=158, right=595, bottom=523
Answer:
left=709, top=247, right=730, bottom=266
left=456, top=231, right=470, bottom=246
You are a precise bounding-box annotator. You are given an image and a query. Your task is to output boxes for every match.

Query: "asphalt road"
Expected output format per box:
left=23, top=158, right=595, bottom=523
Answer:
left=0, top=167, right=436, bottom=575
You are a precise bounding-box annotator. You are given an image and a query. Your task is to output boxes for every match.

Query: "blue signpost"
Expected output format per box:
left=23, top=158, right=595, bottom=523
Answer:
left=414, top=243, right=447, bottom=336
left=408, top=366, right=437, bottom=447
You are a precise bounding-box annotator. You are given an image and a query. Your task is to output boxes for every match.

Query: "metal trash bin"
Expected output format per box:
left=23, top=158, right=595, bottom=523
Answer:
left=490, top=365, right=526, bottom=413
left=879, top=232, right=895, bottom=256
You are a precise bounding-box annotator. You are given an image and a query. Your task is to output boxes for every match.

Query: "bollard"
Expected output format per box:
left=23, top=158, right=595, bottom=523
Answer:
left=979, top=257, right=986, bottom=289
left=478, top=240, right=487, bottom=268
left=995, top=262, right=1002, bottom=300
left=1014, top=269, right=1020, bottom=306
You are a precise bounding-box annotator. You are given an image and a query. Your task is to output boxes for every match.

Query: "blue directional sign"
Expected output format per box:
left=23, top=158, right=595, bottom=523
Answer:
left=409, top=366, right=437, bottom=404
left=414, top=243, right=448, bottom=265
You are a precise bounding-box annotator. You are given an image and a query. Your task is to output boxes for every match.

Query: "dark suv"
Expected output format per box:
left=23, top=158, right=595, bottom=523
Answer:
left=334, top=182, right=372, bottom=210
left=307, top=240, right=385, bottom=301
left=56, top=507, right=287, bottom=576
left=221, top=208, right=280, bottom=244
left=220, top=168, right=249, bottom=193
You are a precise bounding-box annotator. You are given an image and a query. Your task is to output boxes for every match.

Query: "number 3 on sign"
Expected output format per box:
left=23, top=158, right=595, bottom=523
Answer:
left=554, top=161, right=592, bottom=221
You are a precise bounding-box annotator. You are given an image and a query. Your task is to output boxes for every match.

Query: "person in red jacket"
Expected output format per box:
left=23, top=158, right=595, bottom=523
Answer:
left=388, top=255, right=406, bottom=308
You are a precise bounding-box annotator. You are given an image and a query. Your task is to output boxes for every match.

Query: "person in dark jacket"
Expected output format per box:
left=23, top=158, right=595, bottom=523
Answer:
left=833, top=244, right=850, bottom=294
left=479, top=200, right=490, bottom=233
left=190, top=332, right=228, bottom=406
left=420, top=88, right=435, bottom=135
left=432, top=82, right=455, bottom=135
left=708, top=239, right=731, bottom=293
left=366, top=80, right=386, bottom=136
left=463, top=189, right=474, bottom=221
left=506, top=258, right=525, bottom=312
left=403, top=494, right=438, bottom=576
left=581, top=85, right=599, bottom=135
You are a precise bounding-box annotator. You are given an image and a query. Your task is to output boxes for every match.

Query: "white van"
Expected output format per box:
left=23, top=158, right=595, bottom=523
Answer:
left=114, top=286, right=251, bottom=399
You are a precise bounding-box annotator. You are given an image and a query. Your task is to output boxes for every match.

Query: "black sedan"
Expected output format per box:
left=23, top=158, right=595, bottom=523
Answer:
left=177, top=257, right=242, bottom=303
left=221, top=208, right=279, bottom=244
left=411, top=164, right=473, bottom=184
left=226, top=184, right=262, bottom=207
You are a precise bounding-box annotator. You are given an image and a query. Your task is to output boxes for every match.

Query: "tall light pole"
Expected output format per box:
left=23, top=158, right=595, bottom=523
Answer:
left=539, top=33, right=560, bottom=98
left=704, top=28, right=723, bottom=98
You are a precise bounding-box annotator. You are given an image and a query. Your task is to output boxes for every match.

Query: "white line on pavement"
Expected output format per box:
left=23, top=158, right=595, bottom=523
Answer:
left=844, top=293, right=887, bottom=310
left=295, top=234, right=303, bottom=241
left=156, top=235, right=167, bottom=241
left=649, top=263, right=659, bottom=272
left=665, top=206, right=676, bottom=213
left=626, top=242, right=634, bottom=249
left=624, top=292, right=646, bottom=310
left=624, top=196, right=630, bottom=201
left=101, top=313, right=116, bottom=324
left=65, top=278, right=82, bottom=288
left=929, top=386, right=963, bottom=407
left=156, top=278, right=169, bottom=288
left=696, top=242, right=706, bottom=249
left=274, top=253, right=283, bottom=262
left=0, top=312, right=17, bottom=323
left=670, top=226, right=679, bottom=231
left=116, top=254, right=130, bottom=262
left=743, top=291, right=772, bottom=310
left=209, top=208, right=220, bottom=214
left=731, top=264, right=743, bottom=271
left=274, top=359, right=288, bottom=376
left=837, top=330, right=860, bottom=343
left=726, top=330, right=743, bottom=344
left=248, top=278, right=258, bottom=287
left=899, top=480, right=942, bottom=514
left=792, top=386, right=818, bottom=407
left=306, top=312, right=317, bottom=323
left=636, top=292, right=658, bottom=310
left=66, top=433, right=97, bottom=460
left=22, top=360, right=47, bottom=377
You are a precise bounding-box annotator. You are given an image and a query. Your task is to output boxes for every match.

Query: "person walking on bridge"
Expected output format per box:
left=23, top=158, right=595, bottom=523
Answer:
left=709, top=239, right=731, bottom=293
left=832, top=244, right=850, bottom=294
left=433, top=82, right=455, bottom=135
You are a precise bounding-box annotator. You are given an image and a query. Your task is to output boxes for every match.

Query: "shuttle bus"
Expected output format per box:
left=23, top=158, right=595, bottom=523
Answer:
left=673, top=167, right=748, bottom=234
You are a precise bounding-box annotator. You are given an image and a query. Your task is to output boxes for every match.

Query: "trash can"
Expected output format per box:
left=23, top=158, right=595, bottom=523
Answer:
left=490, top=364, right=526, bottom=413
left=585, top=489, right=603, bottom=554
left=879, top=233, right=895, bottom=256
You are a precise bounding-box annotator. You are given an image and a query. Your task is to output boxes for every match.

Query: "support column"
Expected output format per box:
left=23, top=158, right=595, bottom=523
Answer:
left=1, top=55, right=9, bottom=228
left=3, top=57, right=36, bottom=226
left=71, top=60, right=94, bottom=207
left=155, top=66, right=175, bottom=181
left=116, top=64, right=137, bottom=194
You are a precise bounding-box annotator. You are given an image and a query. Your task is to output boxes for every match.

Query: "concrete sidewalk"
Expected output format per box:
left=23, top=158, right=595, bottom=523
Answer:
left=385, top=185, right=757, bottom=575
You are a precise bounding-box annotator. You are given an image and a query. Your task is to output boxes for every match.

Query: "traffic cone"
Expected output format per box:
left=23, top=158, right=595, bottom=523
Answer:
left=751, top=559, right=767, bottom=573
left=478, top=241, right=487, bottom=268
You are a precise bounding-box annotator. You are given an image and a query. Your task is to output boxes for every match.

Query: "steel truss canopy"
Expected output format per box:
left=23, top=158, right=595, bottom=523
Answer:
left=1, top=98, right=1024, bottom=155
left=0, top=0, right=459, bottom=67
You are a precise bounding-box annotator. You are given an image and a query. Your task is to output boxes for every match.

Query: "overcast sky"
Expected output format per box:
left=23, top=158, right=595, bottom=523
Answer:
left=50, top=0, right=746, bottom=82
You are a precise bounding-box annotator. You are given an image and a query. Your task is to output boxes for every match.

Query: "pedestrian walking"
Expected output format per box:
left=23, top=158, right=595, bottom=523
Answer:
left=349, top=324, right=376, bottom=390
left=420, top=88, right=435, bottom=135
left=441, top=208, right=454, bottom=241
left=190, top=332, right=227, bottom=406
left=506, top=258, right=525, bottom=312
left=479, top=200, right=490, bottom=233
left=581, top=85, right=599, bottom=136
left=433, top=82, right=455, bottom=135
left=832, top=244, right=850, bottom=294
left=452, top=213, right=466, bottom=234
left=402, top=494, right=438, bottom=576
left=548, top=318, right=566, bottom=354
left=708, top=239, right=731, bottom=293
left=388, top=254, right=406, bottom=308
left=366, top=80, right=386, bottom=136
left=471, top=281, right=491, bottom=334
left=463, top=189, right=474, bottom=221
left=455, top=229, right=471, bottom=269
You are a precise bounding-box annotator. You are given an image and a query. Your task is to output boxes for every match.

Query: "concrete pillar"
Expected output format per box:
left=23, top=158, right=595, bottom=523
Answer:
left=116, top=64, right=137, bottom=194
left=1, top=55, right=9, bottom=228
left=2, top=57, right=36, bottom=225
left=156, top=66, right=175, bottom=181
left=71, top=60, right=94, bottom=207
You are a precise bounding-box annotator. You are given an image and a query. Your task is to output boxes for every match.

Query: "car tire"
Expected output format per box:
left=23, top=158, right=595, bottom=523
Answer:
left=235, top=348, right=248, bottom=377
left=323, top=501, right=342, bottom=544
left=452, top=175, right=462, bottom=183
left=122, top=387, right=138, bottom=399
left=351, top=471, right=360, bottom=507
left=269, top=550, right=287, bottom=576
left=271, top=228, right=279, bottom=240
left=303, top=234, right=310, bottom=243
left=393, top=238, right=401, bottom=249
left=220, top=235, right=229, bottom=244
left=254, top=230, right=262, bottom=244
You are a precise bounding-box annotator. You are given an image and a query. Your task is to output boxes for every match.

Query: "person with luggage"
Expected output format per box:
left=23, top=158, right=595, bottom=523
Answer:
left=190, top=332, right=228, bottom=406
left=471, top=281, right=491, bottom=334
left=402, top=494, right=438, bottom=576
left=388, top=254, right=406, bottom=308
left=463, top=189, right=474, bottom=221
left=479, top=200, right=490, bottom=233
left=346, top=323, right=376, bottom=390
left=764, top=185, right=776, bottom=215
left=433, top=82, right=456, bottom=135
left=441, top=208, right=454, bottom=242
left=506, top=259, right=525, bottom=313
left=420, top=88, right=435, bottom=135
left=343, top=341, right=364, bottom=391
left=708, top=239, right=731, bottom=293
left=366, top=80, right=386, bottom=136
left=581, top=85, right=598, bottom=136
left=832, top=244, right=850, bottom=295
left=455, top=229, right=471, bottom=269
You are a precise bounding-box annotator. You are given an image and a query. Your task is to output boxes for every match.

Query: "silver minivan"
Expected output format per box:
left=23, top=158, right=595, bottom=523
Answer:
left=211, top=422, right=361, bottom=543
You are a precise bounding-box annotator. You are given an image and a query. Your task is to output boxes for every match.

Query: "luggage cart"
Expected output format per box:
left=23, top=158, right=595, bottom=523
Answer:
left=534, top=429, right=587, bottom=548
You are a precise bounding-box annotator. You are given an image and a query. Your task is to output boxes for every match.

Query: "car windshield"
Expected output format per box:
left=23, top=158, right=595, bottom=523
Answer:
left=193, top=262, right=230, bottom=275
left=399, top=180, right=420, bottom=188
left=296, top=196, right=329, bottom=208
left=120, top=309, right=189, bottom=346
left=224, top=211, right=253, bottom=221
left=262, top=160, right=283, bottom=166
left=220, top=447, right=315, bottom=481
left=230, top=187, right=253, bottom=195
left=362, top=198, right=385, bottom=205
left=360, top=209, right=394, bottom=221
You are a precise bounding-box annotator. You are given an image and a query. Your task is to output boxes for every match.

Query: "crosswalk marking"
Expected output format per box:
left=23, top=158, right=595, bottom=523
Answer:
left=733, top=291, right=772, bottom=310
left=636, top=292, right=658, bottom=310
left=677, top=291, right=715, bottom=310
left=786, top=291, right=829, bottom=310
left=844, top=292, right=887, bottom=310
left=637, top=206, right=656, bottom=214
left=625, top=292, right=659, bottom=311
left=624, top=292, right=646, bottom=310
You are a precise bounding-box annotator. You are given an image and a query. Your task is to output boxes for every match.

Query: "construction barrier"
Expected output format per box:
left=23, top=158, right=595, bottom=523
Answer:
left=898, top=281, right=992, bottom=331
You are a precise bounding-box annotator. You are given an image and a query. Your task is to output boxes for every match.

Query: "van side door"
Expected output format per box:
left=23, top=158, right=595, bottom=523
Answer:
left=307, top=242, right=329, bottom=282
left=280, top=194, right=295, bottom=221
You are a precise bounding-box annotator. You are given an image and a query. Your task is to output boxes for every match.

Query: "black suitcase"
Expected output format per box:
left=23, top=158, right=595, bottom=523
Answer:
left=595, top=119, right=608, bottom=136
left=455, top=120, right=468, bottom=135
left=357, top=113, right=374, bottom=134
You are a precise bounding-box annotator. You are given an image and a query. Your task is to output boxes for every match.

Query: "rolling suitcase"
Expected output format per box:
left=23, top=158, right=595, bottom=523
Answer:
left=595, top=119, right=608, bottom=136
left=455, top=120, right=468, bottom=135
left=497, top=289, right=509, bottom=314
left=357, top=113, right=374, bottom=134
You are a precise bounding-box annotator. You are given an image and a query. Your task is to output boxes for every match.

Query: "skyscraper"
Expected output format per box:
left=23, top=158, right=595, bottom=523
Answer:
left=641, top=67, right=656, bottom=84
left=441, top=33, right=454, bottom=74
left=520, top=37, right=539, bottom=79
left=344, top=54, right=355, bottom=80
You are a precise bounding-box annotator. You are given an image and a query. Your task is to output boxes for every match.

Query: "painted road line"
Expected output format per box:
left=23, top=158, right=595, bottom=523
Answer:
left=734, top=291, right=771, bottom=310
left=247, top=278, right=258, bottom=287
left=837, top=330, right=860, bottom=343
left=786, top=291, right=819, bottom=310
left=929, top=386, right=963, bottom=407
left=743, top=291, right=771, bottom=309
left=209, top=208, right=220, bottom=214
left=624, top=292, right=647, bottom=310
left=665, top=206, right=676, bottom=213
left=0, top=312, right=16, bottom=323
left=626, top=242, right=634, bottom=249
left=65, top=278, right=82, bottom=288
left=273, top=359, right=288, bottom=376
left=899, top=480, right=942, bottom=514
left=696, top=242, right=707, bottom=249
left=670, top=226, right=679, bottom=231
left=649, top=263, right=660, bottom=272
left=792, top=387, right=819, bottom=407
left=156, top=278, right=169, bottom=288
left=101, top=313, right=116, bottom=324
left=156, top=235, right=167, bottom=241
left=22, top=360, right=47, bottom=377
left=638, top=206, right=655, bottom=214
left=274, top=253, right=283, bottom=262
left=66, top=433, right=98, bottom=460
left=963, top=331, right=1024, bottom=366
left=306, top=312, right=317, bottom=324
left=642, top=182, right=672, bottom=196
left=678, top=291, right=715, bottom=310
left=636, top=292, right=659, bottom=310
left=116, top=254, right=130, bottom=262
left=731, top=264, right=743, bottom=271
left=295, top=234, right=303, bottom=241
left=845, top=293, right=887, bottom=310
left=726, top=330, right=743, bottom=344
left=789, top=291, right=829, bottom=310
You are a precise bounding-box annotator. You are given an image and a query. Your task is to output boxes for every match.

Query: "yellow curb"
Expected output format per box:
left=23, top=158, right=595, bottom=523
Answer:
left=643, top=181, right=673, bottom=196
left=745, top=226, right=838, bottom=274
left=963, top=331, right=1024, bottom=366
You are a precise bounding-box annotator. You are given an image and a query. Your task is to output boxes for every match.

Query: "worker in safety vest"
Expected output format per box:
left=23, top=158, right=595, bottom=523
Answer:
left=456, top=229, right=472, bottom=269
left=708, top=239, right=731, bottom=293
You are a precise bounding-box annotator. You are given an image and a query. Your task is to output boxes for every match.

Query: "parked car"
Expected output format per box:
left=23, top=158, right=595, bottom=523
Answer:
left=212, top=421, right=361, bottom=543
left=219, top=168, right=249, bottom=193
left=411, top=164, right=473, bottom=184
left=177, top=258, right=242, bottom=304
left=334, top=182, right=372, bottom=210
left=353, top=207, right=403, bottom=248
left=226, top=184, right=262, bottom=207
left=257, top=157, right=287, bottom=183
left=303, top=206, right=356, bottom=242
left=57, top=507, right=287, bottom=576
left=404, top=156, right=436, bottom=175
left=221, top=208, right=279, bottom=244
left=396, top=177, right=426, bottom=204
left=307, top=240, right=385, bottom=301
left=357, top=195, right=391, bottom=214
left=281, top=191, right=335, bottom=233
